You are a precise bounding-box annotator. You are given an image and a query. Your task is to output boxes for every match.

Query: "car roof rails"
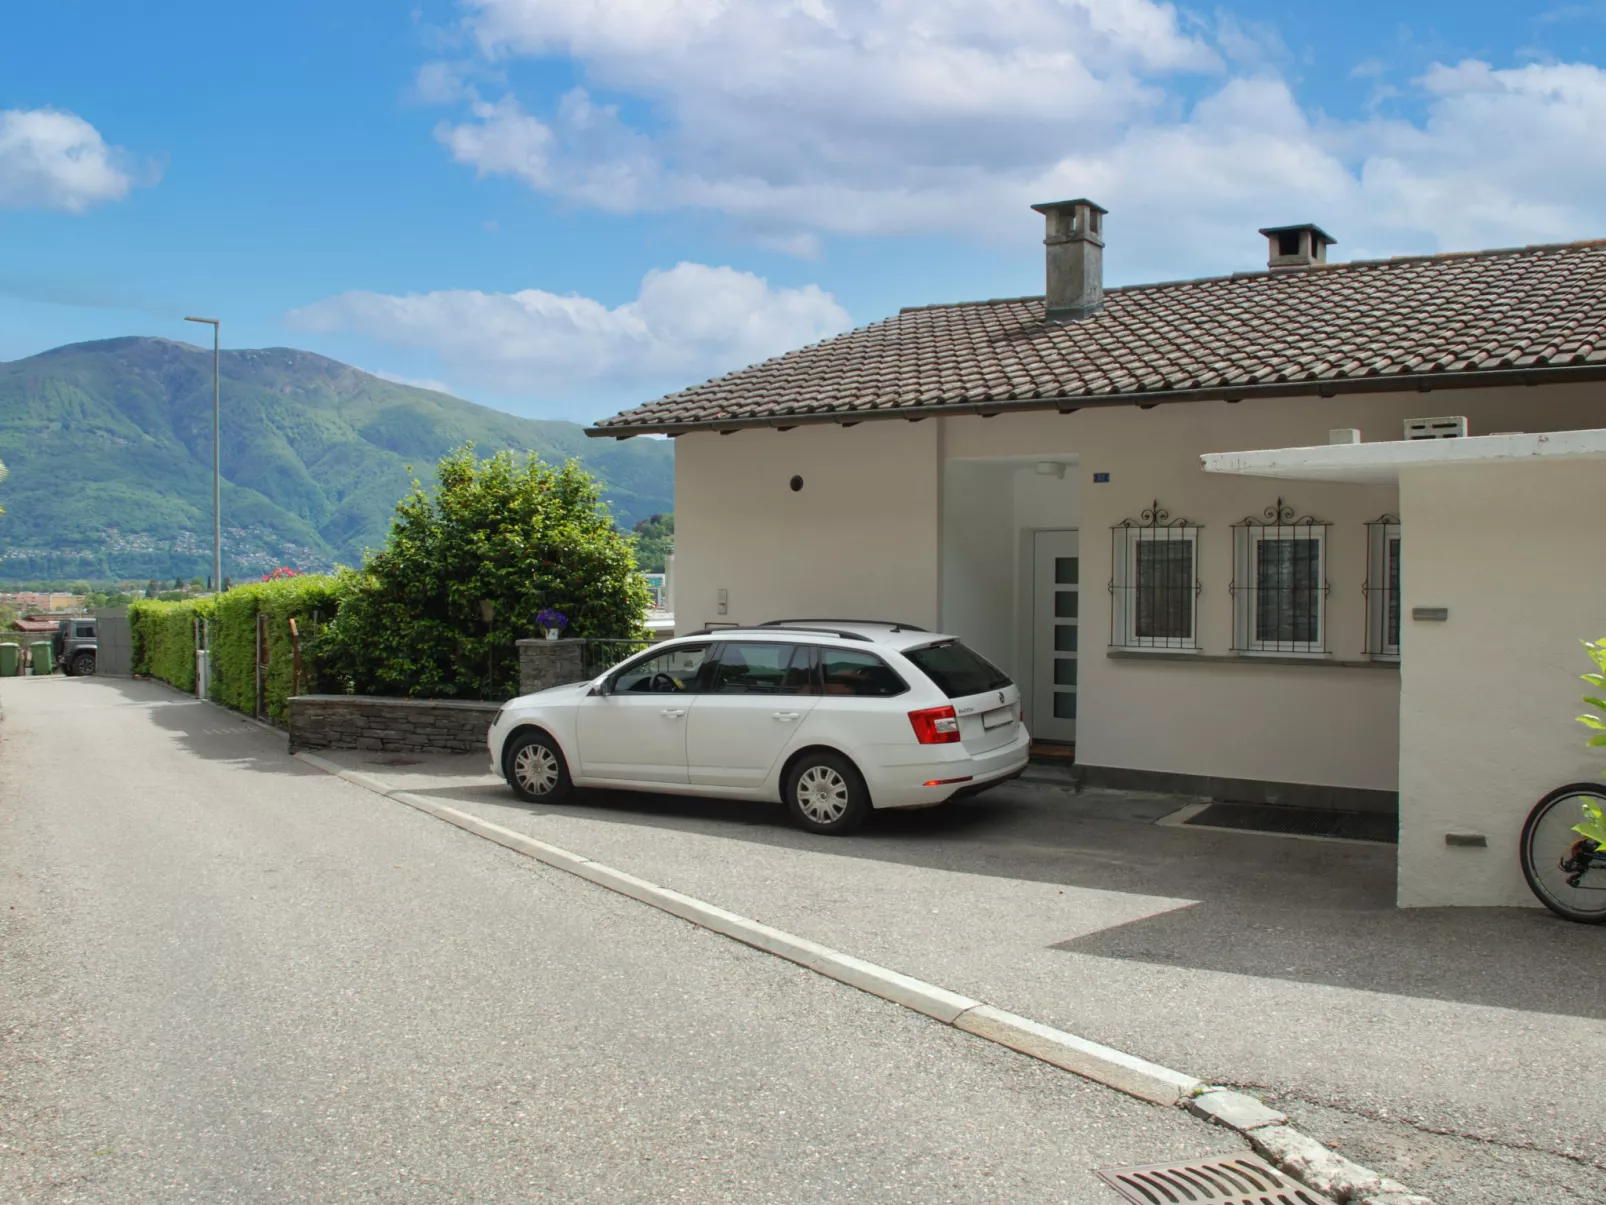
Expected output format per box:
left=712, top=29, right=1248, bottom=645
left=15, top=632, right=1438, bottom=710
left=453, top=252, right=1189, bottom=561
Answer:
left=759, top=618, right=927, bottom=633
left=686, top=624, right=874, bottom=643
left=756, top=625, right=872, bottom=642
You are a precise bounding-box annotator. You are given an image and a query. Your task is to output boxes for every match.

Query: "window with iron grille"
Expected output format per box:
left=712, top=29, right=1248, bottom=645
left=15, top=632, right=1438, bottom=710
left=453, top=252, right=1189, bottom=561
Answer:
left=1364, top=515, right=1401, bottom=658
left=1231, top=499, right=1331, bottom=654
left=1110, top=502, right=1200, bottom=650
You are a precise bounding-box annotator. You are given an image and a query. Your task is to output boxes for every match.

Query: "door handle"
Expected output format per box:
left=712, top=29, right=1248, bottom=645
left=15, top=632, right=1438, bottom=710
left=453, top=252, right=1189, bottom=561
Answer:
left=661, top=708, right=686, bottom=718
left=773, top=711, right=801, bottom=721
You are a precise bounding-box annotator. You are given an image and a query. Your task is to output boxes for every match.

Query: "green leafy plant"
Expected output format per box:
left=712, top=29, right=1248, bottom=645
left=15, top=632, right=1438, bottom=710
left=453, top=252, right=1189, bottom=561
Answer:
left=318, top=447, right=649, bottom=700
left=1572, top=639, right=1606, bottom=846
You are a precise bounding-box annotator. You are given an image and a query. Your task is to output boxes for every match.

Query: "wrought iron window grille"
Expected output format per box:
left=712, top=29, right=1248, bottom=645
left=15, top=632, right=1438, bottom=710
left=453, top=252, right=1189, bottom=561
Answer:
left=1363, top=514, right=1402, bottom=658
left=1109, top=501, right=1201, bottom=650
left=1230, top=498, right=1332, bottom=654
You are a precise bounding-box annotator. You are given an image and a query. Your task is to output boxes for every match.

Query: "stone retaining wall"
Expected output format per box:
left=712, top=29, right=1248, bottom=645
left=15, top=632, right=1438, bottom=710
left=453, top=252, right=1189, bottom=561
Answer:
left=287, top=695, right=503, bottom=755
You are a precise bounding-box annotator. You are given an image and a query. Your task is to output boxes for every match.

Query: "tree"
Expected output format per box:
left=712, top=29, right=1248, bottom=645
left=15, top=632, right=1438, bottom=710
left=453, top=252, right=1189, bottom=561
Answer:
left=319, top=446, right=650, bottom=700
left=632, top=512, right=674, bottom=574
left=146, top=579, right=161, bottom=599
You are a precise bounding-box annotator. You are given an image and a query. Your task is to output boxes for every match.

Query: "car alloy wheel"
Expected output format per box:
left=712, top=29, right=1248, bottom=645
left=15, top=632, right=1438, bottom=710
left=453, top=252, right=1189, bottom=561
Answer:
left=513, top=743, right=560, bottom=797
left=504, top=731, right=573, bottom=804
left=796, top=765, right=849, bottom=825
left=784, top=752, right=869, bottom=835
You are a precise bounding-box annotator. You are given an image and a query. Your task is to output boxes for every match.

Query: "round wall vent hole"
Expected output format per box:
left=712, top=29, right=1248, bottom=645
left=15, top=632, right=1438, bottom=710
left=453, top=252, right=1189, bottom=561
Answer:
left=789, top=475, right=804, bottom=492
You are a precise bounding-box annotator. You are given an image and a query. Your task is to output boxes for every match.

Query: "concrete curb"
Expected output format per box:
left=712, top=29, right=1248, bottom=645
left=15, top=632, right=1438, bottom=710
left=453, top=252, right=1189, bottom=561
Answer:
left=294, top=750, right=1434, bottom=1204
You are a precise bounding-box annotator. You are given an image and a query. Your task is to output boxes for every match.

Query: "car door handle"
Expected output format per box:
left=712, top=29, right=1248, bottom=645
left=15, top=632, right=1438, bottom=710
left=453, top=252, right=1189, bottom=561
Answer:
left=661, top=708, right=686, bottom=719
left=773, top=711, right=801, bottom=721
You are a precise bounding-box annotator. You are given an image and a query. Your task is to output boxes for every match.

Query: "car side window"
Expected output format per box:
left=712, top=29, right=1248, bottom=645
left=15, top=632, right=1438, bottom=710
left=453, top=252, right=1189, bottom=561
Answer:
left=709, top=642, right=816, bottom=695
left=76, top=624, right=95, bottom=638
left=819, top=648, right=907, bottom=697
left=612, top=644, right=709, bottom=694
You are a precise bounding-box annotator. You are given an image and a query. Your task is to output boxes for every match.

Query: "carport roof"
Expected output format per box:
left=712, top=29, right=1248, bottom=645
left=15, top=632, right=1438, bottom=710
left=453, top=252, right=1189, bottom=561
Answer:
left=588, top=239, right=1606, bottom=437
left=1200, top=427, right=1606, bottom=485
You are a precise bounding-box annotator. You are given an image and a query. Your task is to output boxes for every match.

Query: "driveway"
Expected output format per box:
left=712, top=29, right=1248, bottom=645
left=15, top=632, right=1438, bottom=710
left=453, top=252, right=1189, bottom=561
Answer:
left=0, top=676, right=1244, bottom=1203
left=330, top=731, right=1606, bottom=1205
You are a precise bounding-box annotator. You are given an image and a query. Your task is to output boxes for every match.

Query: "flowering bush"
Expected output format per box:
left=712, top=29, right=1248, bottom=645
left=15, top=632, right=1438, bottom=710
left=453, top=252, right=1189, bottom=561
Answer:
left=536, top=608, right=568, bottom=632
left=262, top=567, right=301, bottom=581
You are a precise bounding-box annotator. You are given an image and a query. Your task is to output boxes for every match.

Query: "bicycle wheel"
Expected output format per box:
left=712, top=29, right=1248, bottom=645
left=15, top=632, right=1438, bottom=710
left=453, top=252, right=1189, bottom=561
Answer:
left=1520, top=783, right=1606, bottom=924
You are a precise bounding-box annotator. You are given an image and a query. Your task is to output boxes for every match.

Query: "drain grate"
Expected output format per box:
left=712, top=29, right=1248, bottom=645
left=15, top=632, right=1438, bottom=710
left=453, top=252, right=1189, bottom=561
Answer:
left=1184, top=801, right=1397, bottom=844
left=1096, top=1153, right=1336, bottom=1204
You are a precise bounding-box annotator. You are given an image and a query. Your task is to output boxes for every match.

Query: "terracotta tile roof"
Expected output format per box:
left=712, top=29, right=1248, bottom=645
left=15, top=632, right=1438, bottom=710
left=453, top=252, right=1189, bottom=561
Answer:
left=591, top=240, right=1606, bottom=434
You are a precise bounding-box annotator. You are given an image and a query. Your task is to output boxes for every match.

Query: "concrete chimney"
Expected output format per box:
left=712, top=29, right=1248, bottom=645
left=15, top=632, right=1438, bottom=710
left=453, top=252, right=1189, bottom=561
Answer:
left=1259, top=223, right=1335, bottom=271
left=1032, top=199, right=1106, bottom=320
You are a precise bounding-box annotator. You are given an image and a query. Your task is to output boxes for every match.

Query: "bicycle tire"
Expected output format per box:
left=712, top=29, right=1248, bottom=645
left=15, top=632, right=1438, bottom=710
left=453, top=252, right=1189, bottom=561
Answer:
left=1520, top=782, right=1606, bottom=924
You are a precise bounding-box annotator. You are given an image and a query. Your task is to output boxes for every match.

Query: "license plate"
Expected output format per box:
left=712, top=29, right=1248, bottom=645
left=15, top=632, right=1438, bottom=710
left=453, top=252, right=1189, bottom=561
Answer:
left=982, top=706, right=1013, bottom=730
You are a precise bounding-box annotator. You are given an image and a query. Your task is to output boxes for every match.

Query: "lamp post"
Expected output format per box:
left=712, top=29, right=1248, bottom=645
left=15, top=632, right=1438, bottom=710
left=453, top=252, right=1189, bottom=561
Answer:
left=184, top=316, right=222, bottom=596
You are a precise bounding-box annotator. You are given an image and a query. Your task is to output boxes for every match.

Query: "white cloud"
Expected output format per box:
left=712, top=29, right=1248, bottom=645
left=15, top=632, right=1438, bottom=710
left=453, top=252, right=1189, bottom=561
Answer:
left=422, top=1, right=1606, bottom=276
left=365, top=368, right=460, bottom=395
left=0, top=107, right=137, bottom=212
left=289, top=262, right=851, bottom=396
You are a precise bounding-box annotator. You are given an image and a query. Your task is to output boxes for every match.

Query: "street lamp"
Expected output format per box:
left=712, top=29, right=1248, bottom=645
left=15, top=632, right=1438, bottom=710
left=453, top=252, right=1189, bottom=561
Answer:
left=184, top=316, right=222, bottom=596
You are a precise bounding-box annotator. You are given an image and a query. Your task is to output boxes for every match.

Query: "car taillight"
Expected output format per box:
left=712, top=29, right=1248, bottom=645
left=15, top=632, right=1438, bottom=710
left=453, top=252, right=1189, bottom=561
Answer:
left=909, top=705, right=961, bottom=744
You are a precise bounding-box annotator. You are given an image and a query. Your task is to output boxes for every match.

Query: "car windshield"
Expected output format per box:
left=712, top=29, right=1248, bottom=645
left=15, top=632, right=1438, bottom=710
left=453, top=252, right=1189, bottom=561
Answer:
left=903, top=640, right=1011, bottom=699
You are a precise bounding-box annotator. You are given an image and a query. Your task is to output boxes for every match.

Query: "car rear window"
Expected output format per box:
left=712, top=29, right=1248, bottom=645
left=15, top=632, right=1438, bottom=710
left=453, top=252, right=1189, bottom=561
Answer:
left=819, top=648, right=907, bottom=697
left=903, top=640, right=1011, bottom=699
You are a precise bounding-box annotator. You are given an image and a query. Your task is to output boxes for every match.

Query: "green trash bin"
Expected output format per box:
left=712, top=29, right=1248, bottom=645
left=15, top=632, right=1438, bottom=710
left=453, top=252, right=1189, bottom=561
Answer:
left=29, top=640, right=54, bottom=676
left=0, top=643, right=19, bottom=677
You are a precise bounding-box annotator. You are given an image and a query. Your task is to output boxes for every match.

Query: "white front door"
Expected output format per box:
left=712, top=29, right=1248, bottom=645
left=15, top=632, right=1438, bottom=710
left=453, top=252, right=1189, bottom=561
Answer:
left=1032, top=530, right=1079, bottom=743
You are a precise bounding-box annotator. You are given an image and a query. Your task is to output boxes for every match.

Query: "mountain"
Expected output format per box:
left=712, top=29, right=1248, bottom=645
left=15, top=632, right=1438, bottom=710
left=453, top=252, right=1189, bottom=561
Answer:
left=0, top=337, right=673, bottom=581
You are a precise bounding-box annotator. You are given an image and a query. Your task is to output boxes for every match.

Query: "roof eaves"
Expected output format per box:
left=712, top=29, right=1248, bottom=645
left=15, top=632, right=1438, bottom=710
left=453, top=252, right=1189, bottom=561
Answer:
left=583, top=360, right=1606, bottom=438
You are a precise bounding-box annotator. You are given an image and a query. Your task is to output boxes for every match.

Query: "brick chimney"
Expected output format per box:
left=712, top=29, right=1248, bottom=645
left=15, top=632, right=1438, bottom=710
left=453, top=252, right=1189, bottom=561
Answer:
left=1259, top=223, right=1335, bottom=271
left=1032, top=198, right=1106, bottom=320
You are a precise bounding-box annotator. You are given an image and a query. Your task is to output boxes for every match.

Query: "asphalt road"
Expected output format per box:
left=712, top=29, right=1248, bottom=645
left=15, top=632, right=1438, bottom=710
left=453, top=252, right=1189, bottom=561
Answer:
left=0, top=676, right=1244, bottom=1204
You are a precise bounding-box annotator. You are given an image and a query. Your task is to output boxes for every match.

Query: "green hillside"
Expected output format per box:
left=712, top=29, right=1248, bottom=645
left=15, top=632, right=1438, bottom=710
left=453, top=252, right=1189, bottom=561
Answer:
left=0, top=337, right=673, bottom=580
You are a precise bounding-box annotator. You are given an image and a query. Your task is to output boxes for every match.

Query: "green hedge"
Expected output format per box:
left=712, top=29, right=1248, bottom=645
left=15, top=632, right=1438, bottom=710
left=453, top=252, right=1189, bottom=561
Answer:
left=131, top=577, right=338, bottom=720
left=129, top=597, right=216, bottom=692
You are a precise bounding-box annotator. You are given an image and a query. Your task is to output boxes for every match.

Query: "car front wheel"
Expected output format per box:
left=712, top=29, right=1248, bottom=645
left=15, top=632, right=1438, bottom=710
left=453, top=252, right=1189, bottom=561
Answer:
left=504, top=731, right=574, bottom=804
left=784, top=751, right=870, bottom=835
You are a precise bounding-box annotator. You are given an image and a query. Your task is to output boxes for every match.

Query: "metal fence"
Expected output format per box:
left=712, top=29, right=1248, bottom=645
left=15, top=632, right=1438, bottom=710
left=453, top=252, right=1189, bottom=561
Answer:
left=579, top=637, right=657, bottom=678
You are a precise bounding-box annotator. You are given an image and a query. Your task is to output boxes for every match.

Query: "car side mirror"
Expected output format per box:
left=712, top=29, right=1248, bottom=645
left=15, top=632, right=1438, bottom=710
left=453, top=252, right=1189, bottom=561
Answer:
left=589, top=677, right=610, bottom=697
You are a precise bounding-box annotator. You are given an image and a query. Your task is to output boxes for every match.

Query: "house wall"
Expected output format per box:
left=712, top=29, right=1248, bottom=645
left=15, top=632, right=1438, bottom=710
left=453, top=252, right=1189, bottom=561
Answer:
left=940, top=460, right=1017, bottom=675
left=1396, top=458, right=1606, bottom=907
left=674, top=420, right=941, bottom=632
left=668, top=380, right=1606, bottom=798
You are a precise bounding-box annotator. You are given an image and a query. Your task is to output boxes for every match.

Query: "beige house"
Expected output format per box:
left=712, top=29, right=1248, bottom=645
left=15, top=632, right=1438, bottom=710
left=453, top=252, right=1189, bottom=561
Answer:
left=589, top=201, right=1606, bottom=907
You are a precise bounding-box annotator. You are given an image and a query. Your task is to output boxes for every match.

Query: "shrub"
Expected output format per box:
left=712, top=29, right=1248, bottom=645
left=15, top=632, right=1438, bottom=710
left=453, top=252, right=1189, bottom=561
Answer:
left=318, top=447, right=649, bottom=700
left=129, top=597, right=215, bottom=692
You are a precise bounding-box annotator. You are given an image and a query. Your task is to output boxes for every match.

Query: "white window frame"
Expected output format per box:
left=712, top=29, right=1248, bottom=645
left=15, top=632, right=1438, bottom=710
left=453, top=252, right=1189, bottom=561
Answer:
left=1234, top=526, right=1327, bottom=655
left=1365, top=522, right=1402, bottom=659
left=1112, top=525, right=1200, bottom=650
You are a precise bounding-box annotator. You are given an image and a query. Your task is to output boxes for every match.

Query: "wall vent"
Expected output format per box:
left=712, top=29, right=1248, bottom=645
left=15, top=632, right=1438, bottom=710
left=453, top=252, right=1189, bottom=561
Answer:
left=1405, top=416, right=1467, bottom=440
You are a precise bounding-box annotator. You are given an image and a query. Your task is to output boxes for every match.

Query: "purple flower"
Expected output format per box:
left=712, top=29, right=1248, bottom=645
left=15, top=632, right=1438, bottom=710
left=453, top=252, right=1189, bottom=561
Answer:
left=536, top=608, right=568, bottom=630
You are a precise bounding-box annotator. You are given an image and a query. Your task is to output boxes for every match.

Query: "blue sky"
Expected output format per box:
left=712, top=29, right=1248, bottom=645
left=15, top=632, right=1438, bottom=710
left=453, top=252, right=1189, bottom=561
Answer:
left=3, top=0, right=1604, bottom=423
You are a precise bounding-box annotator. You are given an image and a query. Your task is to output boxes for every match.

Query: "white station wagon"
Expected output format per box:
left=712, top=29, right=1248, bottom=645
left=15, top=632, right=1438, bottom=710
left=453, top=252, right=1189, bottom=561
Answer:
left=487, top=620, right=1031, bottom=834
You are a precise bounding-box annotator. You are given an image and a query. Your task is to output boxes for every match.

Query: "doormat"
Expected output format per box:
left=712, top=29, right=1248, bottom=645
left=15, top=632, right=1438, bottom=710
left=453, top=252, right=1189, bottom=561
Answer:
left=1029, top=743, right=1076, bottom=762
left=1184, top=801, right=1397, bottom=844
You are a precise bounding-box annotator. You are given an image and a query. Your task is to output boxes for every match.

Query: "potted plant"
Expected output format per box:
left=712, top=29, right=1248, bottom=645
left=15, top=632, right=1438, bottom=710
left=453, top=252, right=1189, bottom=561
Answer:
left=536, top=608, right=568, bottom=641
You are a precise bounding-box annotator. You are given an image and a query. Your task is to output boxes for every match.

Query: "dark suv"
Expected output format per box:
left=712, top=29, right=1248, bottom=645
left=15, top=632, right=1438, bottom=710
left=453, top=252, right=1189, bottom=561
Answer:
left=53, top=618, right=97, bottom=676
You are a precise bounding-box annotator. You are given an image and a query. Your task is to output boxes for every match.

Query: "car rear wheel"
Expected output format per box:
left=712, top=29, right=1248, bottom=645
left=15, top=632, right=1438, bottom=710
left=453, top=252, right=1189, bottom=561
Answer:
left=68, top=652, right=95, bottom=677
left=504, top=731, right=573, bottom=804
left=784, top=751, right=870, bottom=835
